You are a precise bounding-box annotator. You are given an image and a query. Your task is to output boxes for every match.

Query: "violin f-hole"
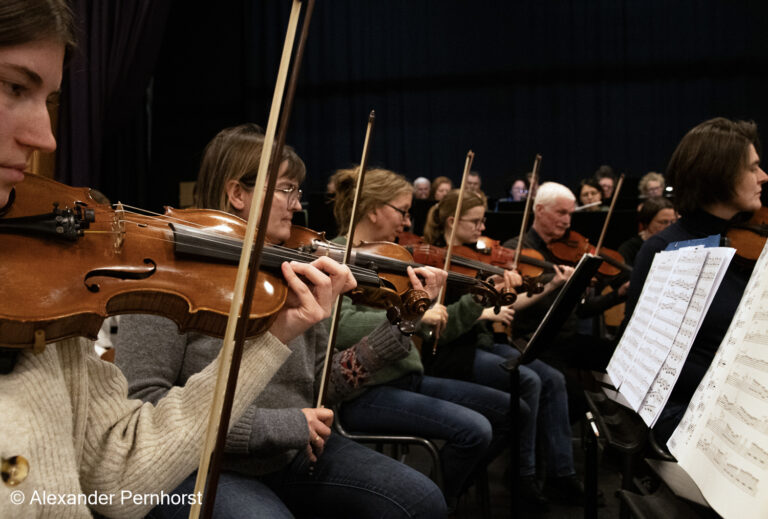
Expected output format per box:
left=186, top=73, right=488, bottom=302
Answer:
left=84, top=258, right=157, bottom=293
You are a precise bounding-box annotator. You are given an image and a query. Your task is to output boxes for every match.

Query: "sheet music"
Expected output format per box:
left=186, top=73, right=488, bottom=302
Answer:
left=607, top=250, right=678, bottom=388
left=669, top=240, right=768, bottom=519
left=621, top=248, right=708, bottom=411
left=639, top=248, right=734, bottom=425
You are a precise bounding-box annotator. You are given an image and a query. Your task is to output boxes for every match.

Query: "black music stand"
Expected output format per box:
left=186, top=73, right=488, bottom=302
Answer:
left=500, top=254, right=603, bottom=518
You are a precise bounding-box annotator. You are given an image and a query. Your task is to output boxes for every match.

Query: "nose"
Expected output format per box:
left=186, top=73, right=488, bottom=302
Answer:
left=19, top=102, right=57, bottom=154
left=479, top=221, right=486, bottom=232
left=289, top=196, right=302, bottom=211
left=757, top=166, right=768, bottom=185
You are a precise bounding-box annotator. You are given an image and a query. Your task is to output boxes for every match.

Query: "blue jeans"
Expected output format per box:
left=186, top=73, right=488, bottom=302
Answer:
left=474, top=343, right=575, bottom=477
left=148, top=433, right=446, bottom=519
left=339, top=374, right=515, bottom=500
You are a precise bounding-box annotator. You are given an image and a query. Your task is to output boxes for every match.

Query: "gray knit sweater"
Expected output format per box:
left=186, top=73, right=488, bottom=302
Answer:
left=115, top=315, right=411, bottom=476
left=0, top=335, right=288, bottom=519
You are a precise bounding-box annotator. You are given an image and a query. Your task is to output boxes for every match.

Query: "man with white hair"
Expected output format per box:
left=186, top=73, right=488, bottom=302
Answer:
left=502, top=182, right=620, bottom=381
left=413, top=177, right=431, bottom=199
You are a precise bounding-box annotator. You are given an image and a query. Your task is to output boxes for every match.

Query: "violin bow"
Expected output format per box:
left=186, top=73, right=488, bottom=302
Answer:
left=190, top=1, right=315, bottom=517
left=431, top=150, right=474, bottom=353
left=594, top=173, right=624, bottom=258
left=511, top=154, right=541, bottom=271
left=315, top=111, right=376, bottom=408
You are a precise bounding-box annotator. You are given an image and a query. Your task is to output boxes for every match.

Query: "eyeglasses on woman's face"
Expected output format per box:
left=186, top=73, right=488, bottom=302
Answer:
left=459, top=217, right=486, bottom=228
left=385, top=202, right=411, bottom=221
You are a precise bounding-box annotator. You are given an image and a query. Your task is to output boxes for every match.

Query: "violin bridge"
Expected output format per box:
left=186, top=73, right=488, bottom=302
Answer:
left=112, top=202, right=126, bottom=253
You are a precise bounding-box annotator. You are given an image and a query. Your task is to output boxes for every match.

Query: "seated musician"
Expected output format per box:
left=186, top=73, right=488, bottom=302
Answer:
left=328, top=166, right=514, bottom=512
left=624, top=117, right=767, bottom=444
left=419, top=189, right=586, bottom=505
left=501, top=182, right=623, bottom=373
left=115, top=125, right=448, bottom=518
left=577, top=178, right=604, bottom=212
left=0, top=3, right=320, bottom=517
left=617, top=196, right=676, bottom=266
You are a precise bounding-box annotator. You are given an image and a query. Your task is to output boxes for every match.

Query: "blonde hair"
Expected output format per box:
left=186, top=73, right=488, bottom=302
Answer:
left=638, top=171, right=665, bottom=197
left=193, top=123, right=305, bottom=213
left=423, top=189, right=487, bottom=244
left=331, top=167, right=412, bottom=235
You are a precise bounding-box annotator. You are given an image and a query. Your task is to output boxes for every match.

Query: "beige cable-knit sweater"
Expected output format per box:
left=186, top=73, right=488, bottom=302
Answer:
left=0, top=335, right=289, bottom=519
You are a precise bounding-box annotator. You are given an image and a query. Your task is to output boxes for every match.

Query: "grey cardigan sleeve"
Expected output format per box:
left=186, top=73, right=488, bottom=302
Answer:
left=115, top=315, right=278, bottom=455
left=114, top=314, right=187, bottom=405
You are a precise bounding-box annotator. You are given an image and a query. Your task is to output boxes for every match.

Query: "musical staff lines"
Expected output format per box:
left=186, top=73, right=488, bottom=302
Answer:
left=667, top=240, right=768, bottom=519
left=697, top=437, right=759, bottom=497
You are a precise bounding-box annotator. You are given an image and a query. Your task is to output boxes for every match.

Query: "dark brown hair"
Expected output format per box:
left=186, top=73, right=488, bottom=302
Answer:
left=667, top=117, right=761, bottom=214
left=0, top=0, right=76, bottom=55
left=637, top=196, right=674, bottom=226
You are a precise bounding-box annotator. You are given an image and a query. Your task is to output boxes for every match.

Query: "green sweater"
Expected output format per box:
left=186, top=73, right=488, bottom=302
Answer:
left=331, top=235, right=423, bottom=396
left=335, top=296, right=424, bottom=394
left=420, top=293, right=491, bottom=380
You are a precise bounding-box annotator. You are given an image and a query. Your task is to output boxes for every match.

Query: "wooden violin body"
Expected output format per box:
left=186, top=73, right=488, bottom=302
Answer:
left=284, top=226, right=432, bottom=332
left=725, top=206, right=768, bottom=264
left=0, top=174, right=287, bottom=349
left=547, top=229, right=630, bottom=277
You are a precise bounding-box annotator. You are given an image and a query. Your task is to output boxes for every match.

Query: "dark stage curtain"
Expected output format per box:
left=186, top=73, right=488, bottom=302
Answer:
left=242, top=0, right=768, bottom=206
left=56, top=0, right=172, bottom=207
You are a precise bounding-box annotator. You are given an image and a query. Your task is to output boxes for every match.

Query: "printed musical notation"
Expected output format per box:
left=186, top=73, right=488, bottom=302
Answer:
left=634, top=247, right=735, bottom=425
left=697, top=437, right=759, bottom=497
left=668, top=240, right=768, bottom=519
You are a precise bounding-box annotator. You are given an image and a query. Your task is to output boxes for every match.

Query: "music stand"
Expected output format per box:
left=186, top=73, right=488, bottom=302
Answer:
left=500, top=254, right=603, bottom=518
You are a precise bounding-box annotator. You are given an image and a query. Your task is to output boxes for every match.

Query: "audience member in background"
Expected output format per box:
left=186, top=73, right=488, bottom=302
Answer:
left=618, top=197, right=676, bottom=266
left=466, top=170, right=482, bottom=193
left=594, top=165, right=617, bottom=203
left=577, top=178, right=603, bottom=211
left=430, top=175, right=453, bottom=201
left=413, top=176, right=431, bottom=199
left=638, top=171, right=665, bottom=199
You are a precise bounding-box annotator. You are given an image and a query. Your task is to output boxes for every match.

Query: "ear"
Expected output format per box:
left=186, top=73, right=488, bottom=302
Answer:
left=226, top=180, right=246, bottom=211
left=445, top=215, right=455, bottom=230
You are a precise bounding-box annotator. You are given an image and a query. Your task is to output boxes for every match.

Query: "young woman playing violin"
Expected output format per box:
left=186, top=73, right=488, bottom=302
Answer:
left=329, top=166, right=513, bottom=511
left=115, top=125, right=447, bottom=518
left=420, top=189, right=586, bottom=506
left=625, top=117, right=768, bottom=445
left=0, top=3, right=333, bottom=517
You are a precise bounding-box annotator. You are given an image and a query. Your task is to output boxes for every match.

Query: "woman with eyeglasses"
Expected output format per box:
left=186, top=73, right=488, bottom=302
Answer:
left=419, top=190, right=585, bottom=505
left=116, top=126, right=448, bottom=518
left=328, top=166, right=516, bottom=512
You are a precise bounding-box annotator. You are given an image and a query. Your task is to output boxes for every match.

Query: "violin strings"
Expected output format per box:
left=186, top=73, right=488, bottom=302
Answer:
left=90, top=207, right=492, bottom=289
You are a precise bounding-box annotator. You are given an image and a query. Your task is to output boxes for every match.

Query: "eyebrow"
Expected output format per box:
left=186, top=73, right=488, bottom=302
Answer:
left=0, top=62, right=43, bottom=86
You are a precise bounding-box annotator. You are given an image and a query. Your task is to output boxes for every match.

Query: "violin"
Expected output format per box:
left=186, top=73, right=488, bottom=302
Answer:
left=285, top=225, right=514, bottom=310
left=724, top=206, right=768, bottom=264
left=398, top=231, right=548, bottom=296
left=0, top=174, right=420, bottom=349
left=547, top=229, right=631, bottom=277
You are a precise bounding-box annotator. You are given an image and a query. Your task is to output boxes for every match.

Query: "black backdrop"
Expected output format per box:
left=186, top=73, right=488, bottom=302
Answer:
left=67, top=0, right=768, bottom=241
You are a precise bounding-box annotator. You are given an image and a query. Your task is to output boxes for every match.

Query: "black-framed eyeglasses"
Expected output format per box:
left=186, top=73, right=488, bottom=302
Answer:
left=459, top=217, right=486, bottom=228
left=384, top=202, right=411, bottom=220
